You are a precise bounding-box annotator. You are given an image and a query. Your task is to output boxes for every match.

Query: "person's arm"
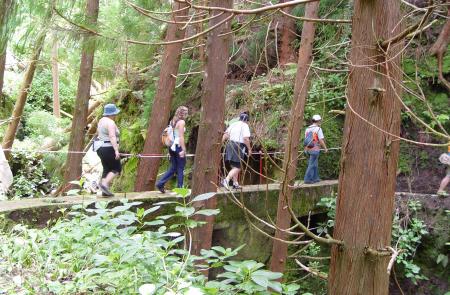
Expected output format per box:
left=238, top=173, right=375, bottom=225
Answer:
left=317, top=127, right=327, bottom=152
left=177, top=120, right=187, bottom=158
left=107, top=121, right=120, bottom=159
left=319, top=139, right=328, bottom=153
left=244, top=137, right=252, bottom=157
left=222, top=131, right=230, bottom=143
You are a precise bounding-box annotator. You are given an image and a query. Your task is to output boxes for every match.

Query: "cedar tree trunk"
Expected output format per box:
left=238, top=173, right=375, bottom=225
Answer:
left=269, top=1, right=319, bottom=273
left=0, top=0, right=13, bottom=97
left=134, top=2, right=190, bottom=191
left=0, top=51, right=5, bottom=96
left=51, top=35, right=60, bottom=118
left=63, top=0, right=99, bottom=187
left=190, top=0, right=233, bottom=257
left=278, top=0, right=297, bottom=65
left=328, top=0, right=403, bottom=294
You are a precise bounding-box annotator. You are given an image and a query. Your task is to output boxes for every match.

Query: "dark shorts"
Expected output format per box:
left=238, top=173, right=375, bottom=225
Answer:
left=225, top=141, right=247, bottom=169
left=97, top=146, right=122, bottom=178
left=229, top=160, right=241, bottom=169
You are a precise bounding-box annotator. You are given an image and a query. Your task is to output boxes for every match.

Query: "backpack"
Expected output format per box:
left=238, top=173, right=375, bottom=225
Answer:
left=303, top=130, right=319, bottom=148
left=161, top=120, right=177, bottom=148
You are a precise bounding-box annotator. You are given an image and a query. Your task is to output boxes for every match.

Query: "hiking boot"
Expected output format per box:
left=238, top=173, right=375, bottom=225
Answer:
left=156, top=184, right=166, bottom=194
left=98, top=183, right=114, bottom=197
left=222, top=178, right=230, bottom=190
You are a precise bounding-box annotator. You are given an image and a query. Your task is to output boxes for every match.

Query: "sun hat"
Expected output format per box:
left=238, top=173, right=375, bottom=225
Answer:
left=439, top=153, right=450, bottom=165
left=312, top=114, right=322, bottom=121
left=103, top=104, right=120, bottom=116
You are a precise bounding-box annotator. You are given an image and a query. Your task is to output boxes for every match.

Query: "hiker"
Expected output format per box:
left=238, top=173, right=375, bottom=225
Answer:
left=156, top=106, right=189, bottom=193
left=304, top=114, right=328, bottom=184
left=0, top=146, right=13, bottom=199
left=94, top=103, right=121, bottom=197
left=437, top=145, right=450, bottom=197
left=222, top=112, right=252, bottom=189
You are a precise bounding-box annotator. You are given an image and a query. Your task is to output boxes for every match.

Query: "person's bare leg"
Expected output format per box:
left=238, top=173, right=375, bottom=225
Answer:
left=437, top=176, right=450, bottom=193
left=102, top=172, right=118, bottom=188
left=228, top=168, right=240, bottom=185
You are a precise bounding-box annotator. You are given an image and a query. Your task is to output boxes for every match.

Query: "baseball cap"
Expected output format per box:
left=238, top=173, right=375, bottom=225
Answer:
left=312, top=114, right=322, bottom=121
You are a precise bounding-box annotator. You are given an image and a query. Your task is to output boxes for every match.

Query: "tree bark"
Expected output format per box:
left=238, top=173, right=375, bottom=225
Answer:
left=1, top=29, right=48, bottom=157
left=0, top=0, right=13, bottom=96
left=134, top=2, right=190, bottom=192
left=51, top=34, right=60, bottom=118
left=0, top=51, right=5, bottom=96
left=190, top=0, right=233, bottom=259
left=328, top=1, right=403, bottom=294
left=278, top=0, right=297, bottom=65
left=269, top=1, right=319, bottom=274
left=63, top=0, right=99, bottom=188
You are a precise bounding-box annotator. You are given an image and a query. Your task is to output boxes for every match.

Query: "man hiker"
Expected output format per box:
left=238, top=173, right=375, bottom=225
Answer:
left=304, top=114, right=328, bottom=184
left=222, top=112, right=252, bottom=189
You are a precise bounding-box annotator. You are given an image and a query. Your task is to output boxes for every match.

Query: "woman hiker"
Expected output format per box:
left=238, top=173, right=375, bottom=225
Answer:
left=95, top=103, right=121, bottom=197
left=222, top=112, right=252, bottom=189
left=156, top=106, right=189, bottom=193
left=304, top=114, right=328, bottom=184
left=437, top=144, right=450, bottom=197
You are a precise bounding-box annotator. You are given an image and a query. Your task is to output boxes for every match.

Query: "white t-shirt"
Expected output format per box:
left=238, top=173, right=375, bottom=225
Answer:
left=226, top=121, right=251, bottom=143
left=0, top=146, right=13, bottom=198
left=305, top=124, right=324, bottom=140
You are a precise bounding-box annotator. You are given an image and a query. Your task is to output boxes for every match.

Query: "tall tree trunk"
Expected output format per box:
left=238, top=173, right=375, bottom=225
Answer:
left=51, top=34, right=60, bottom=118
left=0, top=0, right=13, bottom=96
left=63, top=0, right=99, bottom=188
left=269, top=1, right=319, bottom=274
left=278, top=0, right=297, bottom=65
left=1, top=29, right=48, bottom=157
left=0, top=51, right=5, bottom=96
left=328, top=1, right=403, bottom=294
left=134, top=2, right=190, bottom=192
left=190, top=0, right=233, bottom=258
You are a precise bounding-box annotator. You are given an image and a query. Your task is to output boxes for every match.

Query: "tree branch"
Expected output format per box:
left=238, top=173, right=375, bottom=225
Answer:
left=380, top=4, right=434, bottom=48
left=295, top=259, right=328, bottom=280
left=174, top=0, right=319, bottom=15
left=126, top=0, right=221, bottom=25
left=279, top=9, right=351, bottom=23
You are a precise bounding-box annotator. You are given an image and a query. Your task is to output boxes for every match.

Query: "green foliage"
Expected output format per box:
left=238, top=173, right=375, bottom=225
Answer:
left=24, top=69, right=75, bottom=113
left=24, top=110, right=69, bottom=142
left=315, top=196, right=430, bottom=285
left=0, top=192, right=299, bottom=294
left=392, top=201, right=429, bottom=284
left=6, top=151, right=51, bottom=199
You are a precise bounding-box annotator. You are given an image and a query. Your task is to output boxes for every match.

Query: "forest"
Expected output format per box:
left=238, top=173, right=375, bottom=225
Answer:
left=0, top=0, right=449, bottom=294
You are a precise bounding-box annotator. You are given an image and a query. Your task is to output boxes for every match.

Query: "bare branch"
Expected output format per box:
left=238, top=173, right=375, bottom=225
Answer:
left=174, top=0, right=319, bottom=15
left=380, top=5, right=434, bottom=48
left=280, top=9, right=351, bottom=23
left=126, top=0, right=222, bottom=25
left=295, top=259, right=328, bottom=280
left=387, top=247, right=399, bottom=275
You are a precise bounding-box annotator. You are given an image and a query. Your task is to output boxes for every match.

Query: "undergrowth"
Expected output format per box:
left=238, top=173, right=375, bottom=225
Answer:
left=0, top=189, right=300, bottom=295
